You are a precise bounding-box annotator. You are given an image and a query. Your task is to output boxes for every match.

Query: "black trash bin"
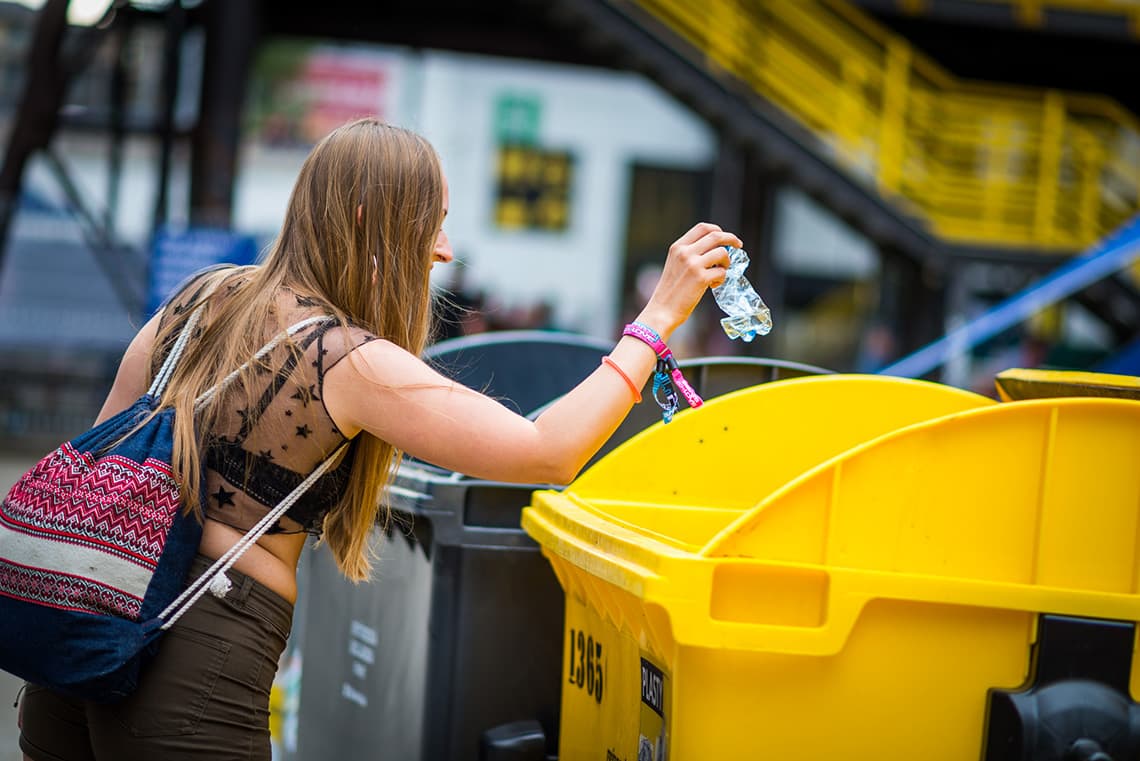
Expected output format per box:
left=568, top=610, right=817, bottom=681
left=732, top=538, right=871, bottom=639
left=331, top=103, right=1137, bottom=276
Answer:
left=296, top=465, right=567, bottom=761
left=293, top=331, right=609, bottom=761
left=423, top=329, right=617, bottom=415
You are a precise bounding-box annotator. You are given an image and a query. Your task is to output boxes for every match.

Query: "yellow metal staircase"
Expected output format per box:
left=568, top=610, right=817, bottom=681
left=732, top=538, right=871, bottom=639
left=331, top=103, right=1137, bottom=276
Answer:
left=902, top=0, right=1140, bottom=34
left=630, top=0, right=1140, bottom=252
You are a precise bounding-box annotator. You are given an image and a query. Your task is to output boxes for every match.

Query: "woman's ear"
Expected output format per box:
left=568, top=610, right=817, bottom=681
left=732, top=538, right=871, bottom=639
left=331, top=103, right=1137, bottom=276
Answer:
left=356, top=204, right=363, bottom=226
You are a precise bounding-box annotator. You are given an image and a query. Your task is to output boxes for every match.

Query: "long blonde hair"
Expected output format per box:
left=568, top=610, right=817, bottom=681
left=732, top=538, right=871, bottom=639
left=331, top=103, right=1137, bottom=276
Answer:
left=150, top=119, right=443, bottom=581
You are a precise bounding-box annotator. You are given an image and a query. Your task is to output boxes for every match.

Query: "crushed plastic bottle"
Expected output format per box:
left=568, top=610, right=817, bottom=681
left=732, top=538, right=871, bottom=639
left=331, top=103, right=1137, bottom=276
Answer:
left=711, top=246, right=772, bottom=342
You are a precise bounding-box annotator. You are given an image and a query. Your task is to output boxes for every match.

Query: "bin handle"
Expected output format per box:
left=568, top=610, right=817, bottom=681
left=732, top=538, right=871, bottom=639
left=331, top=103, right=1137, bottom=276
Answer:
left=686, top=563, right=1140, bottom=657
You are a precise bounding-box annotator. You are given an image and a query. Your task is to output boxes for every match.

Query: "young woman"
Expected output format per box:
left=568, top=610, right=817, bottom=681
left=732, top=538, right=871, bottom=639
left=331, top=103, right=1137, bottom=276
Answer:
left=18, top=117, right=739, bottom=761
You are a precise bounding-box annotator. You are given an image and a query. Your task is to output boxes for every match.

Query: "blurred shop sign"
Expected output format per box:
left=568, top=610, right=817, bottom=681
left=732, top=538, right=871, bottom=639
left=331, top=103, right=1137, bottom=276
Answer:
left=146, top=228, right=258, bottom=316
left=494, top=93, right=542, bottom=145
left=249, top=42, right=405, bottom=147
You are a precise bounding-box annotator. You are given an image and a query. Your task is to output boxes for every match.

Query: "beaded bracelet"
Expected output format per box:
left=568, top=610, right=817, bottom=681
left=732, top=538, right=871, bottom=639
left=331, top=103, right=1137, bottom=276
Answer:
left=621, top=321, right=703, bottom=423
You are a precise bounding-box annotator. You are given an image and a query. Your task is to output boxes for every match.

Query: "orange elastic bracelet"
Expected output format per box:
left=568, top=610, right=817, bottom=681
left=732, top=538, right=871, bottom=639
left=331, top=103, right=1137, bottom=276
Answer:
left=602, top=356, right=642, bottom=404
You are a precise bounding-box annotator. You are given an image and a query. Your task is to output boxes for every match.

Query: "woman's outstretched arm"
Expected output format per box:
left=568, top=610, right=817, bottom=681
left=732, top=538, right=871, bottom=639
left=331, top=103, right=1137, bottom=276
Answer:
left=322, top=222, right=739, bottom=484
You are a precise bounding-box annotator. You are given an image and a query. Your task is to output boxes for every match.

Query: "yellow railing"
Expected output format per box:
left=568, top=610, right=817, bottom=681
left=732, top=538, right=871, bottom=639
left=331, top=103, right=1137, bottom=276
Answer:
left=972, top=0, right=1140, bottom=33
left=630, top=0, right=1140, bottom=251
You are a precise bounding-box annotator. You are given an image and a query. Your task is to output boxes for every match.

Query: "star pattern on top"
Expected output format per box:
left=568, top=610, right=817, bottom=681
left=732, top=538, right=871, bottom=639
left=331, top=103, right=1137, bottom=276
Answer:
left=152, top=276, right=373, bottom=540
left=211, top=485, right=236, bottom=507
left=291, top=384, right=320, bottom=406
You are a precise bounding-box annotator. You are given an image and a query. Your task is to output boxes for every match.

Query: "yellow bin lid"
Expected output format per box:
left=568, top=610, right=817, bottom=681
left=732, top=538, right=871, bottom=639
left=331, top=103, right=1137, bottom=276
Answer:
left=996, top=368, right=1140, bottom=402
left=524, top=378, right=1140, bottom=656
left=559, top=374, right=992, bottom=548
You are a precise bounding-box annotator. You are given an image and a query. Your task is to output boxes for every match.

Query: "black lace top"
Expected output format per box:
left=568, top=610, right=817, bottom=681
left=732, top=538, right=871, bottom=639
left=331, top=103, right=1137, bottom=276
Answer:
left=152, top=266, right=378, bottom=536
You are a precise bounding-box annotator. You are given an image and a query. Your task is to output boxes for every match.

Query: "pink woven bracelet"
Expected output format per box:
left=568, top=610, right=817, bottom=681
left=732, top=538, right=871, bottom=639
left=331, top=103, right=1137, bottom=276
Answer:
left=621, top=321, right=703, bottom=422
left=622, top=322, right=668, bottom=357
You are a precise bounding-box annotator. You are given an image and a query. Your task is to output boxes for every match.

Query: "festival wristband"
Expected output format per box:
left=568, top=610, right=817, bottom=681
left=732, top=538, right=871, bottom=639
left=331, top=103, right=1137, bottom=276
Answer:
left=622, top=321, right=668, bottom=357
left=661, top=354, right=703, bottom=409
left=622, top=322, right=704, bottom=422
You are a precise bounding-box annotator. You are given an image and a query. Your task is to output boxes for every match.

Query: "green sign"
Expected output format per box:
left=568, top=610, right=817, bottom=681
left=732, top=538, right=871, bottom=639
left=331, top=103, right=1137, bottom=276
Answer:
left=494, top=93, right=542, bottom=144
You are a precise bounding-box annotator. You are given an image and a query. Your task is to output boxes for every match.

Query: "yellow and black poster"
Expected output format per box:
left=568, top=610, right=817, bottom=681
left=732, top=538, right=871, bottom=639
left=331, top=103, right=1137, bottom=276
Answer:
left=559, top=594, right=670, bottom=761
left=637, top=657, right=668, bottom=761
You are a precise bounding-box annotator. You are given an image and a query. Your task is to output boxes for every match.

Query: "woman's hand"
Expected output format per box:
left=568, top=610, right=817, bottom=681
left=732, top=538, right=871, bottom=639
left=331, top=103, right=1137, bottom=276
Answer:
left=635, top=222, right=741, bottom=341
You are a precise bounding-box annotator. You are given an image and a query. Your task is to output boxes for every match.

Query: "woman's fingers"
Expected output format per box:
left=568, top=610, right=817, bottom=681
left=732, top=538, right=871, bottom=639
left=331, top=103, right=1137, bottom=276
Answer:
left=673, top=228, right=739, bottom=257
left=697, top=242, right=732, bottom=269
left=674, top=231, right=739, bottom=270
left=666, top=228, right=738, bottom=281
left=687, top=233, right=736, bottom=288
left=674, top=221, right=724, bottom=247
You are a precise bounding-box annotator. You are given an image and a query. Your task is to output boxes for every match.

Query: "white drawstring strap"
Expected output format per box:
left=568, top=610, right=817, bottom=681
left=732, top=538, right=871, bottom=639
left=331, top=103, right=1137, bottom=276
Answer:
left=147, top=274, right=230, bottom=399
left=149, top=289, right=331, bottom=409
left=193, top=315, right=331, bottom=410
left=157, top=441, right=349, bottom=629
left=147, top=304, right=207, bottom=399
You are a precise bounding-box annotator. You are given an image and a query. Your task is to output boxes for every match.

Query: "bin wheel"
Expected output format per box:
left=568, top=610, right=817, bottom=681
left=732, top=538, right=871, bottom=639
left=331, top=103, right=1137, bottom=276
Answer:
left=984, top=615, right=1140, bottom=761
left=480, top=719, right=548, bottom=761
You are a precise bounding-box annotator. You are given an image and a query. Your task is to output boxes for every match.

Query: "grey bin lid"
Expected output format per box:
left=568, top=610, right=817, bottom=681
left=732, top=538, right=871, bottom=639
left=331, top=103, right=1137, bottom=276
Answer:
left=424, top=329, right=613, bottom=415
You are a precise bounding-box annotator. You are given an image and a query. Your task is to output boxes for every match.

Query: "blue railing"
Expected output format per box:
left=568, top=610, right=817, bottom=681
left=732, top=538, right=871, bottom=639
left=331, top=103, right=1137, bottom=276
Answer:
left=879, top=215, right=1140, bottom=378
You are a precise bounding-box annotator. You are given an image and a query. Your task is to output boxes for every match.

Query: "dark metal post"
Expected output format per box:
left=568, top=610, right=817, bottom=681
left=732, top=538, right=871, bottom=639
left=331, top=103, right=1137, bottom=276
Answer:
left=0, top=0, right=72, bottom=272
left=107, top=9, right=132, bottom=234
left=190, top=0, right=259, bottom=228
left=880, top=246, right=947, bottom=367
left=710, top=135, right=745, bottom=233
left=153, top=0, right=187, bottom=236
left=711, top=134, right=785, bottom=339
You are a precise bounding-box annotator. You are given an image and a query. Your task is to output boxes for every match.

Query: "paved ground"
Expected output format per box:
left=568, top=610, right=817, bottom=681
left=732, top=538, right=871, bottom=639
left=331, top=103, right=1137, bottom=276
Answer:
left=1, top=456, right=38, bottom=761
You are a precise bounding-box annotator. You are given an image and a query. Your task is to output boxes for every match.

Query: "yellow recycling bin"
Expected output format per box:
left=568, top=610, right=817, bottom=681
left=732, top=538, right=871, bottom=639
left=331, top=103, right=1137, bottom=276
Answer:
left=521, top=375, right=1140, bottom=761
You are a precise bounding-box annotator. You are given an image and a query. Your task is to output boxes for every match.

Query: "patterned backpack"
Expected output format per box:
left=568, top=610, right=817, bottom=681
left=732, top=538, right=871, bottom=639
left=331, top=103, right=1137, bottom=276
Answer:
left=0, top=289, right=342, bottom=702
